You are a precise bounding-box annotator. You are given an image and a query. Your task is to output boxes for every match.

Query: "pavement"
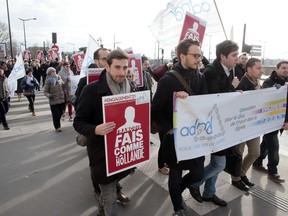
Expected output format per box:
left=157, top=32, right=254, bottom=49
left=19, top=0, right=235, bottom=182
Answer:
left=0, top=90, right=288, bottom=216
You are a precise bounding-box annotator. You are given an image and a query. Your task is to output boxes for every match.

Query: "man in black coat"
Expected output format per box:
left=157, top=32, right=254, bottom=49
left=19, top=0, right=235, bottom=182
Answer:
left=152, top=39, right=206, bottom=216
left=253, top=60, right=288, bottom=183
left=73, top=49, right=135, bottom=215
left=189, top=40, right=241, bottom=207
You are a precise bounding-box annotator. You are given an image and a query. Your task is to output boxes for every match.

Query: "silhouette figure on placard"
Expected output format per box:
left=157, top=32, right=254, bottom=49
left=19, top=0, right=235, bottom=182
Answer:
left=131, top=59, right=140, bottom=85
left=117, top=106, right=141, bottom=133
left=184, top=21, right=200, bottom=41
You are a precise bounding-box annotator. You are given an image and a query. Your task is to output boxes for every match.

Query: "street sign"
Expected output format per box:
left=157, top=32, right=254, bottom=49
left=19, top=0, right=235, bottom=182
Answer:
left=250, top=51, right=262, bottom=57
left=51, top=45, right=59, bottom=51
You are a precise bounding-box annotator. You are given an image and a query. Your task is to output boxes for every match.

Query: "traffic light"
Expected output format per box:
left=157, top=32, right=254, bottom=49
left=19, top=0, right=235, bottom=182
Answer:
left=242, top=44, right=252, bottom=54
left=52, top=32, right=57, bottom=44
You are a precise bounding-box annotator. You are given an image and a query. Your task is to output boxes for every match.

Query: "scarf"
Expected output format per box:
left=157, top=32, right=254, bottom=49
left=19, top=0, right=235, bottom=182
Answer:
left=106, top=72, right=131, bottom=95
left=244, top=73, right=261, bottom=90
left=59, top=67, right=73, bottom=84
left=47, top=76, right=58, bottom=86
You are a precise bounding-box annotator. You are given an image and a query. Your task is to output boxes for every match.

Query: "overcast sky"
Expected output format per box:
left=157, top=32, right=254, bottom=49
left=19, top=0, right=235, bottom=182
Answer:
left=1, top=0, right=288, bottom=59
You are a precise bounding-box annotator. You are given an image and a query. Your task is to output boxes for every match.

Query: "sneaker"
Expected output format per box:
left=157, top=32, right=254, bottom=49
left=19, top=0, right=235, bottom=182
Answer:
left=253, top=165, right=268, bottom=173
left=158, top=167, right=169, bottom=175
left=56, top=128, right=62, bottom=132
left=173, top=209, right=185, bottom=216
left=268, top=174, right=285, bottom=183
left=241, top=175, right=254, bottom=187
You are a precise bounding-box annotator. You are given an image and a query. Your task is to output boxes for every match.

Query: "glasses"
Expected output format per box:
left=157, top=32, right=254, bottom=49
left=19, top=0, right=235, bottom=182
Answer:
left=186, top=53, right=203, bottom=60
left=126, top=75, right=132, bottom=78
left=99, top=57, right=107, bottom=61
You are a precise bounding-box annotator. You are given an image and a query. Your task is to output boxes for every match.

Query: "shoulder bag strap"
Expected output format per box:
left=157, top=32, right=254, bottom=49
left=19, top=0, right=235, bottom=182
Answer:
left=170, top=70, right=194, bottom=95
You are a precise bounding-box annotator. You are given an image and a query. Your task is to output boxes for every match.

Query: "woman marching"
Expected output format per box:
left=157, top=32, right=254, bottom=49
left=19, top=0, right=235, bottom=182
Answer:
left=20, top=67, right=39, bottom=116
left=44, top=67, right=65, bottom=132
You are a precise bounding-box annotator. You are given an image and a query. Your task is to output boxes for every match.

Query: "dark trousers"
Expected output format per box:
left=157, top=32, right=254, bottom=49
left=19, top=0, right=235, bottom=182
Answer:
left=169, top=157, right=204, bottom=211
left=50, top=103, right=65, bottom=129
left=26, top=95, right=35, bottom=112
left=254, top=130, right=279, bottom=175
left=0, top=99, right=9, bottom=127
left=158, top=131, right=165, bottom=169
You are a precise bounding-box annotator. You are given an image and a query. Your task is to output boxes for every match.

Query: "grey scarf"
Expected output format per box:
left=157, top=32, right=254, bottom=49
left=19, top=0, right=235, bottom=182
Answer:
left=106, top=72, right=131, bottom=95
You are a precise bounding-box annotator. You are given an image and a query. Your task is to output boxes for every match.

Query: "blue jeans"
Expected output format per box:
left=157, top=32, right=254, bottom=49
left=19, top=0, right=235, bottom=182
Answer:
left=193, top=154, right=226, bottom=198
left=98, top=181, right=118, bottom=216
left=254, top=131, right=279, bottom=175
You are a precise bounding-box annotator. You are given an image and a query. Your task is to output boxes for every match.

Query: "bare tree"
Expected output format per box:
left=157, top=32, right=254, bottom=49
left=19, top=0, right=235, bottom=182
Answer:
left=0, top=20, right=17, bottom=58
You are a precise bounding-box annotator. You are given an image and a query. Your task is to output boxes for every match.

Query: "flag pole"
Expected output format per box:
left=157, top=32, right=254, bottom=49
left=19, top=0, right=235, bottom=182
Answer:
left=89, top=34, right=100, bottom=47
left=213, top=0, right=227, bottom=39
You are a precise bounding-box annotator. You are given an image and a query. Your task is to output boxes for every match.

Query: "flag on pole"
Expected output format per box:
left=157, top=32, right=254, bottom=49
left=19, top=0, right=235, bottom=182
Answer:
left=80, top=35, right=100, bottom=76
left=149, top=0, right=224, bottom=47
left=8, top=53, right=26, bottom=97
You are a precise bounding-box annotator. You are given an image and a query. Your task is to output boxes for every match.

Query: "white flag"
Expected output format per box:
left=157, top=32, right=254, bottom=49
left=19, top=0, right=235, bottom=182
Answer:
left=8, top=53, right=26, bottom=97
left=149, top=0, right=224, bottom=46
left=80, top=35, right=100, bottom=76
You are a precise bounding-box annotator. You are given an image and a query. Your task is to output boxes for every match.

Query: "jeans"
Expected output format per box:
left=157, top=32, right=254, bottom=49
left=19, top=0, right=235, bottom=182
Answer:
left=98, top=181, right=118, bottom=216
left=254, top=131, right=279, bottom=175
left=169, top=157, right=204, bottom=211
left=193, top=154, right=226, bottom=198
left=26, top=95, right=35, bottom=112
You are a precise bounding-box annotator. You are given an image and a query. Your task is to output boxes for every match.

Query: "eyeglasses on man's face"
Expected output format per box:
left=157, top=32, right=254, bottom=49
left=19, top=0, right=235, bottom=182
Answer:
left=186, top=53, right=203, bottom=60
left=98, top=57, right=107, bottom=61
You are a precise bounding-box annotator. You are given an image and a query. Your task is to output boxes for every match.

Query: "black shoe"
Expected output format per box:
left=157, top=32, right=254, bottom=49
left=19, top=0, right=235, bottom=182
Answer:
left=203, top=195, right=227, bottom=207
left=241, top=176, right=254, bottom=187
left=4, top=126, right=10, bottom=130
left=232, top=180, right=249, bottom=191
left=188, top=186, right=203, bottom=203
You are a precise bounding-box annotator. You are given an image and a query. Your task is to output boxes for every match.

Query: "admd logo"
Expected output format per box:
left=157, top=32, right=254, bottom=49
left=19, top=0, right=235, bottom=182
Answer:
left=179, top=104, right=225, bottom=142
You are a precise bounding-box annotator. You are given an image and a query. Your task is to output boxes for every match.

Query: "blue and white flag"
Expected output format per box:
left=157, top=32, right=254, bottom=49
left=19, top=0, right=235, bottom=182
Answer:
left=8, top=53, right=25, bottom=97
left=80, top=35, right=100, bottom=76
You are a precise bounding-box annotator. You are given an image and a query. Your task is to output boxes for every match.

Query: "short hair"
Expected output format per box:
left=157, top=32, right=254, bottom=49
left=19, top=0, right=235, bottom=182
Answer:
left=93, top=48, right=108, bottom=60
left=216, top=40, right=239, bottom=60
left=106, top=49, right=129, bottom=66
left=176, top=39, right=200, bottom=60
left=62, top=61, right=69, bottom=67
left=141, top=56, right=149, bottom=64
left=239, top=52, right=248, bottom=58
left=276, top=60, right=288, bottom=69
left=245, top=58, right=261, bottom=71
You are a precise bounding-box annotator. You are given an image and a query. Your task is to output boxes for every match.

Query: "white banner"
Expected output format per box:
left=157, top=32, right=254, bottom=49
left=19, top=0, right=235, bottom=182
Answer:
left=80, top=35, right=100, bottom=76
left=8, top=53, right=26, bottom=97
left=174, top=86, right=287, bottom=161
left=149, top=0, right=223, bottom=46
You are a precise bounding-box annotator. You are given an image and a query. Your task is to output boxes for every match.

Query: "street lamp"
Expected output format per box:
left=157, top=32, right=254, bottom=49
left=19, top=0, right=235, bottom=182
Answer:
left=19, top=17, right=37, bottom=50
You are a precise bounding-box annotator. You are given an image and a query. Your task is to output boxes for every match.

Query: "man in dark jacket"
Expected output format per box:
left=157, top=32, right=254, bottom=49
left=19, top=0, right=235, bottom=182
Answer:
left=73, top=49, right=135, bottom=216
left=253, top=60, right=288, bottom=183
left=189, top=40, right=240, bottom=207
left=152, top=39, right=206, bottom=216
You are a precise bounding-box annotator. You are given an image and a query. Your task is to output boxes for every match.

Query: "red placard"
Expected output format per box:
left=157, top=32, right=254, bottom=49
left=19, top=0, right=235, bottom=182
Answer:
left=128, top=54, right=143, bottom=87
left=73, top=52, right=85, bottom=72
left=179, top=12, right=207, bottom=45
left=103, top=91, right=151, bottom=176
left=87, top=68, right=104, bottom=83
